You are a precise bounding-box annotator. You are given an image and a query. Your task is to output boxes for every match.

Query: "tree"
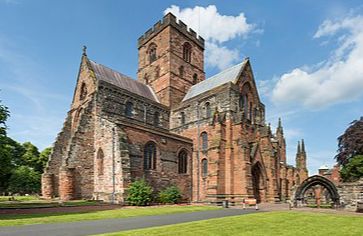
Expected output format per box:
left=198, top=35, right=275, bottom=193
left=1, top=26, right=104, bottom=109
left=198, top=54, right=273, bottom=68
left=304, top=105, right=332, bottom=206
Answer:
left=0, top=98, right=9, bottom=136
left=7, top=166, right=41, bottom=194
left=335, top=117, right=363, bottom=165
left=21, top=142, right=41, bottom=172
left=126, top=179, right=153, bottom=206
left=0, top=98, right=11, bottom=193
left=340, top=155, right=363, bottom=182
left=38, top=147, right=52, bottom=173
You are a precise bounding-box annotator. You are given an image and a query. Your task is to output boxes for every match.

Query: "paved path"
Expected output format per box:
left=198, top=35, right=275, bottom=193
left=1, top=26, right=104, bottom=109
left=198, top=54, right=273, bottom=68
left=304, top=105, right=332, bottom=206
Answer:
left=0, top=209, right=259, bottom=236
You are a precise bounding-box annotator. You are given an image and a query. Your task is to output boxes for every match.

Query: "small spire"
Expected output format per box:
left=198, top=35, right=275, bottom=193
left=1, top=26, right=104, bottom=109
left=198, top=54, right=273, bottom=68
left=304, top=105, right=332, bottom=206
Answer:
left=82, top=45, right=87, bottom=56
left=301, top=139, right=305, bottom=153
left=297, top=141, right=301, bottom=154
left=278, top=117, right=282, bottom=128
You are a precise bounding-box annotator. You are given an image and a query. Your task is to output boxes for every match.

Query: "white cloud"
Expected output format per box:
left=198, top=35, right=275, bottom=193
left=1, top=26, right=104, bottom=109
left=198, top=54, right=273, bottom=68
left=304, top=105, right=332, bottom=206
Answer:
left=205, top=42, right=239, bottom=70
left=164, top=5, right=255, bottom=70
left=272, top=14, right=363, bottom=109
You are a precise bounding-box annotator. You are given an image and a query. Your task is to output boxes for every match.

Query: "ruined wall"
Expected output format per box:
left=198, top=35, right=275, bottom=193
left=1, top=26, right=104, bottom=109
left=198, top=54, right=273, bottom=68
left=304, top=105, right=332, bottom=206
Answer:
left=338, top=178, right=363, bottom=211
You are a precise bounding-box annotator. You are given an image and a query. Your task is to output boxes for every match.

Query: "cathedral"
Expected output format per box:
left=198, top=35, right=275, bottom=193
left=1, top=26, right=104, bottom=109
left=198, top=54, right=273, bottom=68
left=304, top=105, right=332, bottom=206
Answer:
left=42, top=13, right=308, bottom=204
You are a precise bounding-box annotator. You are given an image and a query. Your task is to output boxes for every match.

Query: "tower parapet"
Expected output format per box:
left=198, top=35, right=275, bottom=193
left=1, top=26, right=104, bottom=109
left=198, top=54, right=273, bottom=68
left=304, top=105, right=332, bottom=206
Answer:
left=138, top=13, right=205, bottom=49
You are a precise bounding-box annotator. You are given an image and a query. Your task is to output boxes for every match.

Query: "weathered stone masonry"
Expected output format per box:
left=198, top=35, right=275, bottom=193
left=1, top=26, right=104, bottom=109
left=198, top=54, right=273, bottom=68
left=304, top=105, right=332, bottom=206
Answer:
left=42, top=13, right=308, bottom=203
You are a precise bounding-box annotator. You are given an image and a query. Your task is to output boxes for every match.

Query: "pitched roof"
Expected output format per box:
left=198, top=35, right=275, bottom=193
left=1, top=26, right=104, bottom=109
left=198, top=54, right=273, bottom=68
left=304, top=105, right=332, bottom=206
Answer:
left=89, top=60, right=159, bottom=102
left=182, top=59, right=248, bottom=101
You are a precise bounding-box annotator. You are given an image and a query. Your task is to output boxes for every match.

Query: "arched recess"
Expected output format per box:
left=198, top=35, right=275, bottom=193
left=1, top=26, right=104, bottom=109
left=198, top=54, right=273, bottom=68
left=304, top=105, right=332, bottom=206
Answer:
left=251, top=161, right=267, bottom=203
left=96, top=148, right=104, bottom=176
left=294, top=175, right=340, bottom=206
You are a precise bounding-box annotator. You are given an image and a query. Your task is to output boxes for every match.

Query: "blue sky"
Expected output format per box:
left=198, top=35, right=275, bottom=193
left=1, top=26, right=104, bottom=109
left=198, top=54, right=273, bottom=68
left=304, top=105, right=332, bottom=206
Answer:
left=0, top=0, right=362, bottom=174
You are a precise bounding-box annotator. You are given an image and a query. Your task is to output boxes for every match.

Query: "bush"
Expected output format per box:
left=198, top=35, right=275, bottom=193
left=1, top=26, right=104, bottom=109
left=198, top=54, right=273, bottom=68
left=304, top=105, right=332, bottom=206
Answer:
left=7, top=166, right=41, bottom=194
left=158, top=186, right=181, bottom=204
left=126, top=179, right=153, bottom=206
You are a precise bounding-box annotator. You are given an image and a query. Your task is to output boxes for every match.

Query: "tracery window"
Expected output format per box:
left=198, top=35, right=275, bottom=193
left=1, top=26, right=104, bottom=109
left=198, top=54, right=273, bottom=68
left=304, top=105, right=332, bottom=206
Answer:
left=178, top=150, right=188, bottom=174
left=183, top=42, right=192, bottom=62
left=201, top=132, right=208, bottom=151
left=144, top=142, right=157, bottom=170
left=125, top=101, right=133, bottom=117
left=202, top=158, right=208, bottom=177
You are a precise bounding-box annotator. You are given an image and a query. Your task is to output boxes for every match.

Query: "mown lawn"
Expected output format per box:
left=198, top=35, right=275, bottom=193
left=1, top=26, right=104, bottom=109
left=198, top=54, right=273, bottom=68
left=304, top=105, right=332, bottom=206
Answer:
left=0, top=199, right=103, bottom=209
left=0, top=205, right=218, bottom=227
left=97, top=211, right=363, bottom=236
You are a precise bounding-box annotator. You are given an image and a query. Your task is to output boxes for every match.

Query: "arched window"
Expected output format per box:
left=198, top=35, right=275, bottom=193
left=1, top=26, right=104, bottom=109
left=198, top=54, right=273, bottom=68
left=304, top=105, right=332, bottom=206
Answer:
left=244, top=95, right=248, bottom=114
left=202, top=158, right=208, bottom=177
left=179, top=66, right=184, bottom=78
left=144, top=142, right=157, bottom=170
left=201, top=132, right=208, bottom=151
left=148, top=43, right=157, bottom=63
left=180, top=112, right=185, bottom=125
left=178, top=150, right=188, bottom=174
left=153, top=111, right=160, bottom=126
left=80, top=83, right=87, bottom=101
left=205, top=102, right=211, bottom=119
left=239, top=95, right=244, bottom=110
left=183, top=42, right=192, bottom=62
left=193, top=74, right=198, bottom=84
left=125, top=101, right=133, bottom=117
left=96, top=148, right=104, bottom=176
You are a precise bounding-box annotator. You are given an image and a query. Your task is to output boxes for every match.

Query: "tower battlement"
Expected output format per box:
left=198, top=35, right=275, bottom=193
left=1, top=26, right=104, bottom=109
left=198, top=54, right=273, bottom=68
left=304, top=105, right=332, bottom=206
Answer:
left=138, top=13, right=205, bottom=49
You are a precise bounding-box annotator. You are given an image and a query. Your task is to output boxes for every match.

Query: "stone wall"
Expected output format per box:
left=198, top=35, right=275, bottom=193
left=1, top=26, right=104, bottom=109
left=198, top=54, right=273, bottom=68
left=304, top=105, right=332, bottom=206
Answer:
left=338, top=178, right=363, bottom=211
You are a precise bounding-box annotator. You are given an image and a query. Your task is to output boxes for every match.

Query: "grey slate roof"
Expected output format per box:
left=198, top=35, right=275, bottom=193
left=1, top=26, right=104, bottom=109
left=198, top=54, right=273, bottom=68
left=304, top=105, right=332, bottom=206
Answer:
left=182, top=59, right=248, bottom=101
left=89, top=60, right=159, bottom=102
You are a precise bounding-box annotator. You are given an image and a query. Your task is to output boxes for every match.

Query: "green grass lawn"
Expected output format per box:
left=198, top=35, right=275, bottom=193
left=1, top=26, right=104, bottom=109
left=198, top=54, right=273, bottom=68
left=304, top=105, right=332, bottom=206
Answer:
left=96, top=211, right=363, bottom=236
left=0, top=195, right=39, bottom=202
left=0, top=205, right=218, bottom=227
left=0, top=199, right=103, bottom=209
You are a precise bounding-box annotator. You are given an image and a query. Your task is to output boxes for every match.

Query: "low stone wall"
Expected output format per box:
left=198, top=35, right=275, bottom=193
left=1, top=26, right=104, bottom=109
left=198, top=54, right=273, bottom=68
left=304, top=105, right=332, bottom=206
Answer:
left=337, top=178, right=363, bottom=212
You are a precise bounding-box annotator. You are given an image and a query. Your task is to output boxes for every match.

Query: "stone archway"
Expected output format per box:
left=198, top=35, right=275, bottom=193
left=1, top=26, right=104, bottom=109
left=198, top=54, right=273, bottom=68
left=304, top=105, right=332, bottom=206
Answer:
left=251, top=162, right=266, bottom=203
left=294, top=175, right=340, bottom=207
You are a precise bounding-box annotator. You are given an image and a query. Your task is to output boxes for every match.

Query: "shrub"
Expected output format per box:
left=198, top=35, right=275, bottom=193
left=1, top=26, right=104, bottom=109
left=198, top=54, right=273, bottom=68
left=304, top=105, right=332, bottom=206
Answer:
left=158, top=185, right=181, bottom=204
left=126, top=179, right=153, bottom=206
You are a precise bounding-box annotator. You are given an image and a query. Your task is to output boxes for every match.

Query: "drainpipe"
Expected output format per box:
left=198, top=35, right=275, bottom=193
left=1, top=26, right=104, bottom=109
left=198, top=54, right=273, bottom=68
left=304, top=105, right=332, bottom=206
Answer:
left=111, top=127, right=116, bottom=204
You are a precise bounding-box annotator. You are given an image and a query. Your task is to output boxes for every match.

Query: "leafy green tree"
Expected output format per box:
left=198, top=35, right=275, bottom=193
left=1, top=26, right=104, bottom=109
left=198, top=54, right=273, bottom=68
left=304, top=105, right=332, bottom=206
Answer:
left=126, top=179, right=153, bottom=206
left=38, top=147, right=52, bottom=173
left=0, top=98, right=9, bottom=136
left=158, top=185, right=182, bottom=204
left=336, top=117, right=363, bottom=165
left=21, top=142, right=41, bottom=172
left=340, top=155, right=363, bottom=182
left=7, top=166, right=41, bottom=194
left=0, top=98, right=11, bottom=193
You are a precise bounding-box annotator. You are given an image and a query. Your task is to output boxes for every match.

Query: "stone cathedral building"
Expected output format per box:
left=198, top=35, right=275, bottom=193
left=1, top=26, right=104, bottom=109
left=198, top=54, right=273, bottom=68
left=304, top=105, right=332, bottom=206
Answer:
left=42, top=13, right=308, bottom=203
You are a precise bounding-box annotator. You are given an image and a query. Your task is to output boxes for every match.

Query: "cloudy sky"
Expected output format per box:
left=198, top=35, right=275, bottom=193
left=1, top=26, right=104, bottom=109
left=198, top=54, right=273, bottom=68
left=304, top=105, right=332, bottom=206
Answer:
left=0, top=0, right=362, bottom=174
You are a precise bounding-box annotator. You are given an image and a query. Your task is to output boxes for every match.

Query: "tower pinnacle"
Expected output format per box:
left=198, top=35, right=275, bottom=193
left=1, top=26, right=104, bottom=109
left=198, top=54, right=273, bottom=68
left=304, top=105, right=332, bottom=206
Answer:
left=301, top=139, right=305, bottom=153
left=82, top=45, right=87, bottom=57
